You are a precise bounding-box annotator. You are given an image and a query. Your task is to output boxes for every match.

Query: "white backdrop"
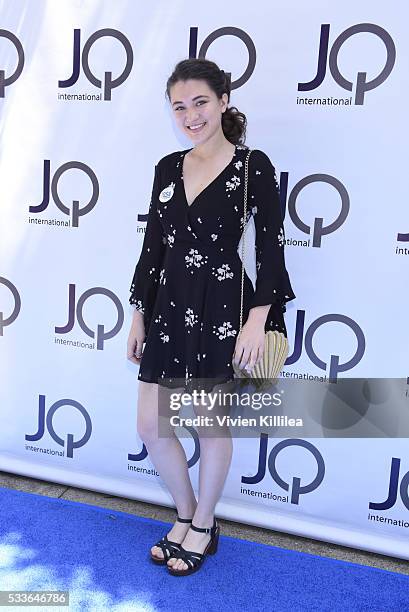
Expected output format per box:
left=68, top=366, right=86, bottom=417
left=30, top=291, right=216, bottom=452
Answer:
left=1, top=0, right=408, bottom=560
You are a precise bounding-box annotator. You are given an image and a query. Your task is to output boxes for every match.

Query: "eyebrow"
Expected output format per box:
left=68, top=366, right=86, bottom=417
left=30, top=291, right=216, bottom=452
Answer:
left=172, top=95, right=210, bottom=107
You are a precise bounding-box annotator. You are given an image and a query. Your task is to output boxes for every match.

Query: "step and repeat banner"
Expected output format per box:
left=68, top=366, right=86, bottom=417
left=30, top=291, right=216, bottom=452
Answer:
left=1, top=1, right=408, bottom=560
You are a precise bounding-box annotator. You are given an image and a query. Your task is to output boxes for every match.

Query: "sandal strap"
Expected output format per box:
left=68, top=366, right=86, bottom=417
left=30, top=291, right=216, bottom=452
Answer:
left=177, top=545, right=204, bottom=569
left=190, top=517, right=217, bottom=534
left=176, top=515, right=193, bottom=523
left=154, top=534, right=182, bottom=560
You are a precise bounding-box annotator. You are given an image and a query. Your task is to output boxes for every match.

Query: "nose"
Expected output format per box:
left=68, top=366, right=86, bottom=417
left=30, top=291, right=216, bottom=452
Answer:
left=186, top=110, right=201, bottom=125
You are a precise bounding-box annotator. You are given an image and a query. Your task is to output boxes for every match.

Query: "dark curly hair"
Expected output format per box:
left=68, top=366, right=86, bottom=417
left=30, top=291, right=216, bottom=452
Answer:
left=165, top=58, right=247, bottom=145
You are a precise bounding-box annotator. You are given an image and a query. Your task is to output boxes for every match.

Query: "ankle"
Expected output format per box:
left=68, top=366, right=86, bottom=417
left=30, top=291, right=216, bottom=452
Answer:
left=176, top=503, right=197, bottom=520
left=191, top=514, right=215, bottom=529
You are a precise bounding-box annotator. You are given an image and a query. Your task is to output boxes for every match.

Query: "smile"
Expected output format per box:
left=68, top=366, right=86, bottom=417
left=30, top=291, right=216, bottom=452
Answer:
left=187, top=122, right=206, bottom=132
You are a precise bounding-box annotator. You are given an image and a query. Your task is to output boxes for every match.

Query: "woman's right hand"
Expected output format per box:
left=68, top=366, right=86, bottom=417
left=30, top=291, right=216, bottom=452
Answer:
left=127, top=309, right=146, bottom=364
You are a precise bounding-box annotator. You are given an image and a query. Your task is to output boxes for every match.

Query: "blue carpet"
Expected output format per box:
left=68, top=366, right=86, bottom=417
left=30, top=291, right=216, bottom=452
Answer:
left=0, top=486, right=408, bottom=611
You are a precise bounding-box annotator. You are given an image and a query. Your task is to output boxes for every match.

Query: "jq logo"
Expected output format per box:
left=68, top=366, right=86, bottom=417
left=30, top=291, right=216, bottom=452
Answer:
left=189, top=26, right=256, bottom=90
left=29, top=161, right=99, bottom=227
left=397, top=229, right=409, bottom=242
left=242, top=435, right=325, bottom=504
left=287, top=312, right=366, bottom=381
left=56, top=285, right=124, bottom=350
left=0, top=277, right=21, bottom=336
left=369, top=458, right=409, bottom=511
left=59, top=29, right=133, bottom=100
left=129, top=426, right=200, bottom=467
left=26, top=395, right=92, bottom=459
left=298, top=23, right=396, bottom=105
left=279, top=173, right=350, bottom=247
left=0, top=29, right=24, bottom=98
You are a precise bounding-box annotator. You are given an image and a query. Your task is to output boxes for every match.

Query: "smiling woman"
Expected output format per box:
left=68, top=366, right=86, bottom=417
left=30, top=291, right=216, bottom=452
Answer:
left=128, top=57, right=296, bottom=393
left=126, top=57, right=296, bottom=578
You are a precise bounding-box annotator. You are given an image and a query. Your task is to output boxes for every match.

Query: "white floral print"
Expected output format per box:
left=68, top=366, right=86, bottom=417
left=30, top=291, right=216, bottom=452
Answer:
left=225, top=175, right=240, bottom=192
left=185, top=307, right=199, bottom=328
left=185, top=248, right=209, bottom=271
left=273, top=169, right=280, bottom=191
left=134, top=299, right=144, bottom=313
left=167, top=228, right=176, bottom=247
left=212, top=263, right=234, bottom=281
left=212, top=321, right=237, bottom=340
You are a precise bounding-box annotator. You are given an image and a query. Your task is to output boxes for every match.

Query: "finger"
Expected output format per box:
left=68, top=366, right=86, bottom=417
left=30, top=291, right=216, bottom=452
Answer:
left=238, top=348, right=250, bottom=369
left=127, top=340, right=143, bottom=362
left=257, top=342, right=265, bottom=365
left=246, top=348, right=259, bottom=371
left=233, top=344, right=244, bottom=367
left=135, top=342, right=143, bottom=359
left=127, top=349, right=138, bottom=363
left=254, top=345, right=262, bottom=366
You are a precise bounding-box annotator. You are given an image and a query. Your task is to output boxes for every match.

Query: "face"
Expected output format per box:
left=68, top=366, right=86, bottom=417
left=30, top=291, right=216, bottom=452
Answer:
left=169, top=78, right=228, bottom=144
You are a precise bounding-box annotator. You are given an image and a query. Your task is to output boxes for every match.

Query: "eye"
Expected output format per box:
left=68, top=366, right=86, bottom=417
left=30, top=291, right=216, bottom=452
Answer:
left=174, top=100, right=206, bottom=111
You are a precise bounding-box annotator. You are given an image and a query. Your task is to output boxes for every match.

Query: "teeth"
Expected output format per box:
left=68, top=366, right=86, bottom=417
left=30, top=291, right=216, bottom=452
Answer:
left=188, top=122, right=205, bottom=130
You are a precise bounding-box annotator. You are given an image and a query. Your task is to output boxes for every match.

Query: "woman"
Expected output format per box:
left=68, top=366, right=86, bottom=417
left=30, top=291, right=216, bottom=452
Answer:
left=127, top=58, right=296, bottom=576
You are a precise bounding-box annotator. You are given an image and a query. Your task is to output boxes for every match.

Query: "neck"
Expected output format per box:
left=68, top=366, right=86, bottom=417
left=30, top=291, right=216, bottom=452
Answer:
left=191, top=132, right=234, bottom=160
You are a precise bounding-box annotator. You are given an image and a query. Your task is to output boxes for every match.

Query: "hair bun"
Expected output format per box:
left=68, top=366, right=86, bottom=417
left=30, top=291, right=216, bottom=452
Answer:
left=221, top=70, right=231, bottom=87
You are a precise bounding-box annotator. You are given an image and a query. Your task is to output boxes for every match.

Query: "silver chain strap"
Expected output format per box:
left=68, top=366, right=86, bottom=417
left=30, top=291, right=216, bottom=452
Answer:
left=239, top=148, right=252, bottom=333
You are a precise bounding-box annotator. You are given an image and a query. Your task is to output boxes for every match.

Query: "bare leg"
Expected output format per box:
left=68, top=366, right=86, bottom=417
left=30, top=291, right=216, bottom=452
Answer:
left=168, top=382, right=234, bottom=570
left=136, top=381, right=197, bottom=559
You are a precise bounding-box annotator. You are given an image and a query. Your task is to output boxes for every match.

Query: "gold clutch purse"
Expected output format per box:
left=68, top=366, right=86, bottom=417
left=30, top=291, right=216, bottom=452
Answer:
left=232, top=148, right=289, bottom=385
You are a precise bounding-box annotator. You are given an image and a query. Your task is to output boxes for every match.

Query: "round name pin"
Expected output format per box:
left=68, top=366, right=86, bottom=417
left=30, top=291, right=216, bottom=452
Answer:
left=159, top=182, right=175, bottom=203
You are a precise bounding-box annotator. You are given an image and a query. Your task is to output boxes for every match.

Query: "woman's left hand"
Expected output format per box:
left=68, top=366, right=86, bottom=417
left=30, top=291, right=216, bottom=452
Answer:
left=232, top=318, right=265, bottom=373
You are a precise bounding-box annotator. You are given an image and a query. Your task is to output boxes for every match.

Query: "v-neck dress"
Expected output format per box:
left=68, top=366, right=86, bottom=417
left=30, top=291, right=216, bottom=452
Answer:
left=129, top=143, right=296, bottom=393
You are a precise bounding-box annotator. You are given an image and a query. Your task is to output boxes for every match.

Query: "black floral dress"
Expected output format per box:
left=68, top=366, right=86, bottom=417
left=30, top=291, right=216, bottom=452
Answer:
left=129, top=144, right=296, bottom=393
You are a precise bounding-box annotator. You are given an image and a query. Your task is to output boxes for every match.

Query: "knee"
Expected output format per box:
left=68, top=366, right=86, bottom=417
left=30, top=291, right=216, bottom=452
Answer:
left=136, top=413, right=159, bottom=444
left=136, top=382, right=159, bottom=443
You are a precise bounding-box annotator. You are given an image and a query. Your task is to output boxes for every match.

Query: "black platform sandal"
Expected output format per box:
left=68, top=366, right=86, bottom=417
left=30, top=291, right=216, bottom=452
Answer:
left=150, top=516, right=193, bottom=565
left=167, top=517, right=219, bottom=576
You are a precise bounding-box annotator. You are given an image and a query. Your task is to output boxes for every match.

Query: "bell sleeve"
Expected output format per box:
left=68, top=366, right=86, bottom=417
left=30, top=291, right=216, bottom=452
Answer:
left=247, top=149, right=296, bottom=320
left=129, top=161, right=167, bottom=332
